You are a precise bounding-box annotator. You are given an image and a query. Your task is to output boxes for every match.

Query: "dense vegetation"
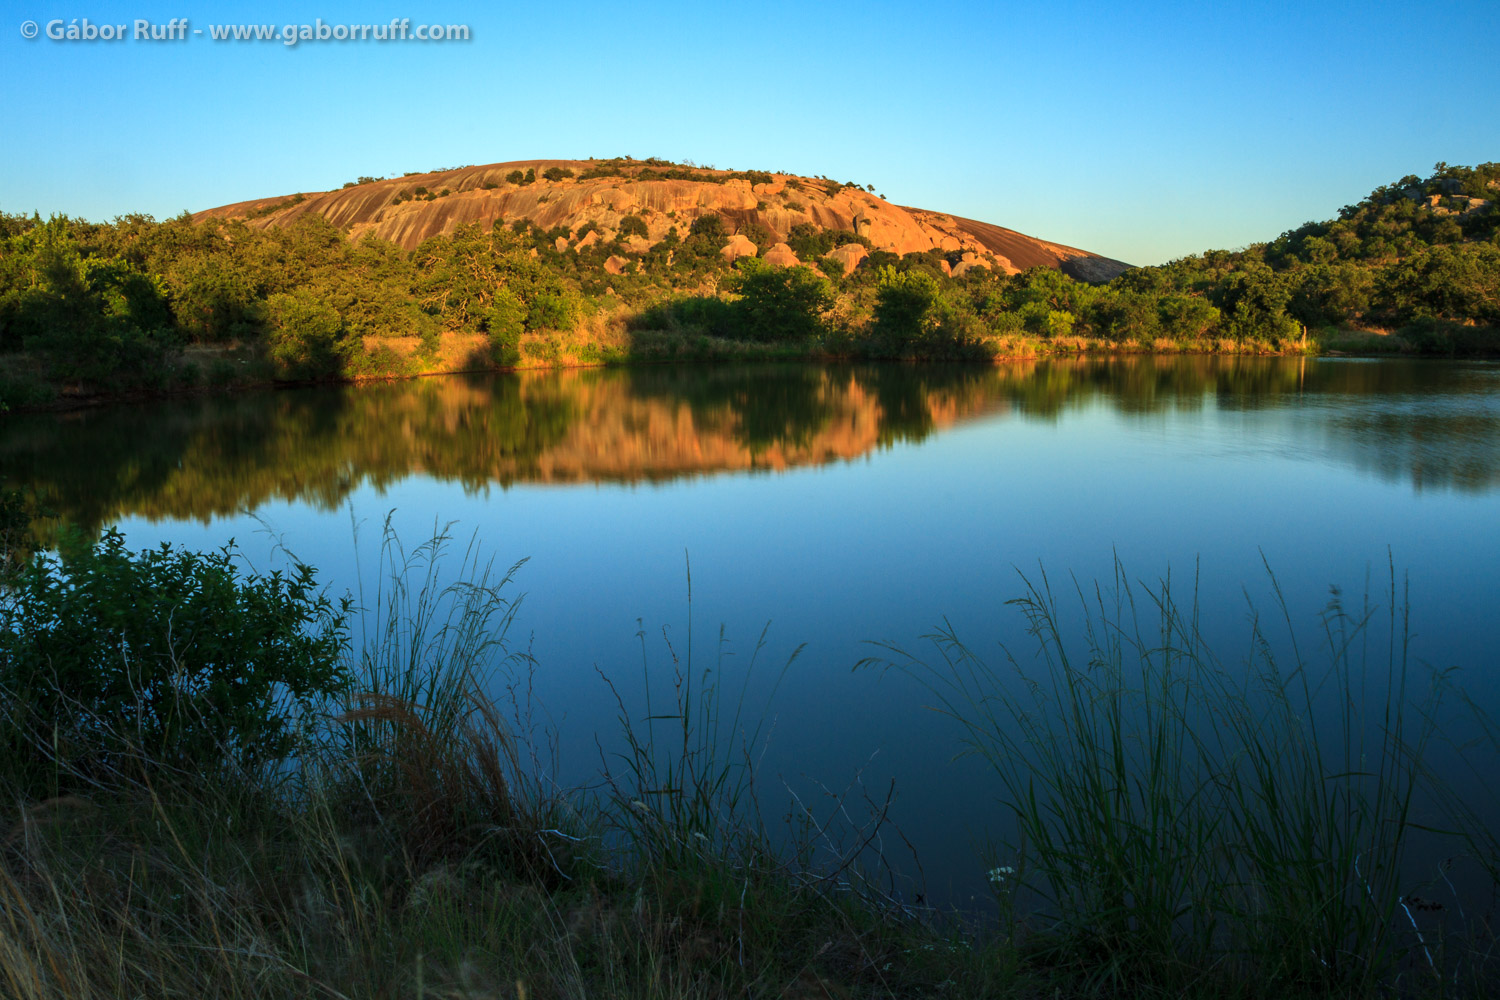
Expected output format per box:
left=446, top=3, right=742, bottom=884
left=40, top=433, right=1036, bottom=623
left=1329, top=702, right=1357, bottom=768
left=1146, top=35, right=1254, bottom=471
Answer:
left=1, top=161, right=1497, bottom=410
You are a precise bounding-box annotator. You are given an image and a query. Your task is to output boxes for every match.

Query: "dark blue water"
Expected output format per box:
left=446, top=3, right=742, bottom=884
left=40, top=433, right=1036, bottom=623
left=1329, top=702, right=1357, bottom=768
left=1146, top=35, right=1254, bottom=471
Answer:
left=5, top=356, right=1498, bottom=906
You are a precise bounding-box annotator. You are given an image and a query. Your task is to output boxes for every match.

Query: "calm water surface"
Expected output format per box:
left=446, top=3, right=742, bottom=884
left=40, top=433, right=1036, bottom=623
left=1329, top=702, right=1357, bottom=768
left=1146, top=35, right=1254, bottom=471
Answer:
left=5, top=356, right=1499, bottom=903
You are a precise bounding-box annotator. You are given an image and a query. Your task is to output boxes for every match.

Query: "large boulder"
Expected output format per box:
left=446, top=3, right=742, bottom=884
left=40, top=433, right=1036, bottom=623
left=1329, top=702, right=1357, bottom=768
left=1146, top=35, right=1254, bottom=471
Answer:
left=603, top=255, right=629, bottom=275
left=575, top=229, right=602, bottom=250
left=825, top=243, right=869, bottom=276
left=762, top=242, right=801, bottom=268
left=951, top=251, right=992, bottom=278
left=720, top=233, right=758, bottom=262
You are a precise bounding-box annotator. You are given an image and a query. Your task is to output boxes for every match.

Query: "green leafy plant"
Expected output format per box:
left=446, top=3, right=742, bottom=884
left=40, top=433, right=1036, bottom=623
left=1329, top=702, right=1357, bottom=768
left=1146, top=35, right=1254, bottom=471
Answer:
left=0, top=529, right=351, bottom=796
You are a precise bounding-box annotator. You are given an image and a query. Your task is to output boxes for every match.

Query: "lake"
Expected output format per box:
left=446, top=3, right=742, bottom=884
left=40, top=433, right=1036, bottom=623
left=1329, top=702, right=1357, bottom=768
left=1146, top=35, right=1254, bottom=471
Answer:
left=5, top=355, right=1499, bottom=907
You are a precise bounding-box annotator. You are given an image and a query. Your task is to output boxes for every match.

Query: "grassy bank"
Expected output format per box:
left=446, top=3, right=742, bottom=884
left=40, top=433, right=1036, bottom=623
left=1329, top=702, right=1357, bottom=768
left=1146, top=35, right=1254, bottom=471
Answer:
left=3, top=532, right=1499, bottom=998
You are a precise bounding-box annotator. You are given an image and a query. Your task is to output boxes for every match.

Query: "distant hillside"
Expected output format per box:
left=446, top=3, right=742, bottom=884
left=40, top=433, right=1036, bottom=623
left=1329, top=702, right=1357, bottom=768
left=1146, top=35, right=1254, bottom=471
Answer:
left=194, top=158, right=1132, bottom=282
left=1111, top=160, right=1500, bottom=348
left=5, top=160, right=1498, bottom=412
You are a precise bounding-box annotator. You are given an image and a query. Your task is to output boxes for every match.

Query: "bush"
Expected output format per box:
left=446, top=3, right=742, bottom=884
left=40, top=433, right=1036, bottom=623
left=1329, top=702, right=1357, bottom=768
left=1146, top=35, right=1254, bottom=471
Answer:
left=0, top=487, right=49, bottom=578
left=785, top=223, right=869, bottom=261
left=0, top=529, right=351, bottom=796
left=525, top=290, right=576, bottom=331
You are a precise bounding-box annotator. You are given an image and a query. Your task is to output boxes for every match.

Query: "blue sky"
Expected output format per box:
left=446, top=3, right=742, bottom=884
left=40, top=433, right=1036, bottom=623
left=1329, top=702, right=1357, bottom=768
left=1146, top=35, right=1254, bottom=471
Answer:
left=2, top=0, right=1496, bottom=266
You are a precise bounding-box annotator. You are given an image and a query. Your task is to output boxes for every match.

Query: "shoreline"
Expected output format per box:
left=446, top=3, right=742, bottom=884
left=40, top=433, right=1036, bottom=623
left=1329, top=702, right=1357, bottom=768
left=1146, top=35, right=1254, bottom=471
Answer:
left=0, top=337, right=1338, bottom=416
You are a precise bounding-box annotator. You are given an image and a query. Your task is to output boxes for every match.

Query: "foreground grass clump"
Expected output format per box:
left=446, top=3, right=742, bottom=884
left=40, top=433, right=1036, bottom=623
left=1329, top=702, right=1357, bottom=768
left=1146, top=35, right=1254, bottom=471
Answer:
left=865, top=560, right=1500, bottom=997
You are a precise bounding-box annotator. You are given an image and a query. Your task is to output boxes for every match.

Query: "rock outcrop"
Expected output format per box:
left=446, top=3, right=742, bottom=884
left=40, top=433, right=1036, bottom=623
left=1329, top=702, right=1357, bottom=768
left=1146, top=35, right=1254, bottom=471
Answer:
left=824, top=243, right=869, bottom=275
left=720, top=233, right=758, bottom=262
left=195, top=158, right=1132, bottom=281
left=761, top=243, right=801, bottom=268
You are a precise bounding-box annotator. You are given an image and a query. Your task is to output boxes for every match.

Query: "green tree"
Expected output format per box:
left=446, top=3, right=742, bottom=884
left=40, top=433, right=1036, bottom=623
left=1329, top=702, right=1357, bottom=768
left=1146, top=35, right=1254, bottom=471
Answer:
left=872, top=266, right=941, bottom=343
left=618, top=215, right=649, bottom=239
left=485, top=287, right=526, bottom=364
left=726, top=259, right=833, bottom=341
left=265, top=287, right=347, bottom=377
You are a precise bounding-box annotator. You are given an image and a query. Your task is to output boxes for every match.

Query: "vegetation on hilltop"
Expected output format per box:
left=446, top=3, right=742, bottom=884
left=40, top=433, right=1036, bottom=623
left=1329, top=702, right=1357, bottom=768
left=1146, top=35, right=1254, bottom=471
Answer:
left=1, top=161, right=1497, bottom=409
left=1118, top=160, right=1500, bottom=348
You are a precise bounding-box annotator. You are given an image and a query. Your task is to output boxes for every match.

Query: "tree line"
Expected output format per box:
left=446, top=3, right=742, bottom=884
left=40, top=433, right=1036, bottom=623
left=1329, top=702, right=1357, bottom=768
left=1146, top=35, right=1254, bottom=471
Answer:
left=1, top=162, right=1497, bottom=403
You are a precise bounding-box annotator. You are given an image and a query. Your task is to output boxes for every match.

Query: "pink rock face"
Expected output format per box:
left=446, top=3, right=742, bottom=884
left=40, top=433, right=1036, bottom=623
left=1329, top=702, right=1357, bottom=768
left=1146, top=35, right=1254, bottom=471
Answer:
left=194, top=158, right=1132, bottom=280
left=825, top=243, right=869, bottom=275
left=761, top=243, right=801, bottom=268
left=952, top=251, right=992, bottom=278
left=720, top=234, right=758, bottom=261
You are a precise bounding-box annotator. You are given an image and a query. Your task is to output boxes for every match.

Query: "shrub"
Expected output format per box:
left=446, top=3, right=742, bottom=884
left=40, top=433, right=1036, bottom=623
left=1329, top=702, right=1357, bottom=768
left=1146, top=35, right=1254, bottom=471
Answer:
left=817, top=255, right=848, bottom=280
left=526, top=290, right=576, bottom=331
left=541, top=166, right=574, bottom=182
left=0, top=487, right=50, bottom=578
left=786, top=223, right=868, bottom=261
left=0, top=529, right=350, bottom=796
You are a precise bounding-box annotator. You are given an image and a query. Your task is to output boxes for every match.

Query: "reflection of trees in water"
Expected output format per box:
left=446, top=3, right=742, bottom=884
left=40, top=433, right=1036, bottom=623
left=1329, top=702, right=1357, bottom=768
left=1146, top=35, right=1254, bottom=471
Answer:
left=625, top=363, right=1002, bottom=453
left=1301, top=364, right=1500, bottom=491
left=997, top=355, right=1308, bottom=418
left=623, top=364, right=837, bottom=453
left=997, top=355, right=1500, bottom=492
left=846, top=364, right=999, bottom=448
left=0, top=375, right=576, bottom=535
left=4, top=358, right=1498, bottom=538
left=1321, top=408, right=1500, bottom=492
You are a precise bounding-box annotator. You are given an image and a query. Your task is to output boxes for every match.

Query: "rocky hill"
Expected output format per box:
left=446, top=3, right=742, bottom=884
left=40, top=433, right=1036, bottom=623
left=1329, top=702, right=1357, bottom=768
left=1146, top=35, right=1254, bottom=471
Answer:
left=195, top=158, right=1132, bottom=281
